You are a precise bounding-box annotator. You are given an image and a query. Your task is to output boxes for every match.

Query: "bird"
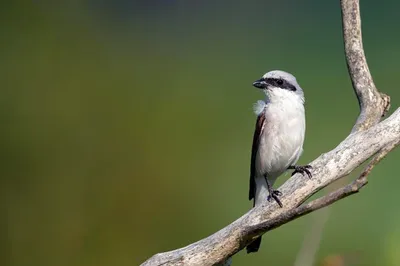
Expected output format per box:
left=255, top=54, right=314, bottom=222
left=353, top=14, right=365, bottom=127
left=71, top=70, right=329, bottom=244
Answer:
left=246, top=70, right=312, bottom=253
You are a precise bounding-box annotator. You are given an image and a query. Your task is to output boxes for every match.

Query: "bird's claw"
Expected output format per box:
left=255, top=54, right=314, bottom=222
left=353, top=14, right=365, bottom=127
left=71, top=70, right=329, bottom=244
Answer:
left=267, top=190, right=283, bottom=207
left=291, top=165, right=312, bottom=179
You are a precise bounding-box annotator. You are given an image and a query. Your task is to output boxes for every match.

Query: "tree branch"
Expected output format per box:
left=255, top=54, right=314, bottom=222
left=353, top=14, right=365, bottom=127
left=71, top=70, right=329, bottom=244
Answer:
left=246, top=138, right=400, bottom=239
left=141, top=0, right=398, bottom=265
left=292, top=1, right=393, bottom=260
left=341, top=0, right=390, bottom=133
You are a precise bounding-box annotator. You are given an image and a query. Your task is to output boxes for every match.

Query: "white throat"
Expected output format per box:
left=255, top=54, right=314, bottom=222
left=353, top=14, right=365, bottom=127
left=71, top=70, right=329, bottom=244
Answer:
left=266, top=87, right=304, bottom=105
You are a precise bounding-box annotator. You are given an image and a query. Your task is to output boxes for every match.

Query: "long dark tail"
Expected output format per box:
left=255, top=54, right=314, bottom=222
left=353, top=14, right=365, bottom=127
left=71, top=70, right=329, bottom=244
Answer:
left=246, top=236, right=262, bottom=253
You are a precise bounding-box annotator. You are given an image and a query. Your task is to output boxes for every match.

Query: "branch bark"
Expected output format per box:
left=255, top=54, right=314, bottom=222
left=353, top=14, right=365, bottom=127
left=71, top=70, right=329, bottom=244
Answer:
left=293, top=1, right=393, bottom=262
left=341, top=0, right=390, bottom=132
left=141, top=0, right=398, bottom=265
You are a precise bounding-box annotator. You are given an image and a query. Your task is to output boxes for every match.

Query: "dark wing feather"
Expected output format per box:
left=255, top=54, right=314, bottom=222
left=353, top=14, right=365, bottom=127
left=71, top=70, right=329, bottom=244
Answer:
left=249, top=112, right=266, bottom=202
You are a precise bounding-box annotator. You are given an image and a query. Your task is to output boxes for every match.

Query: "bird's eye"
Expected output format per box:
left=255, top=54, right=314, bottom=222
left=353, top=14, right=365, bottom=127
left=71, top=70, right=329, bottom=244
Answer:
left=277, top=79, right=284, bottom=85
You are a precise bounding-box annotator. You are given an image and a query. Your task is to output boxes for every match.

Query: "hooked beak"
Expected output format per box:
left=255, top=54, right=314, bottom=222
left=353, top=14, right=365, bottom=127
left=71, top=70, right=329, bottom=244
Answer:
left=252, top=78, right=268, bottom=89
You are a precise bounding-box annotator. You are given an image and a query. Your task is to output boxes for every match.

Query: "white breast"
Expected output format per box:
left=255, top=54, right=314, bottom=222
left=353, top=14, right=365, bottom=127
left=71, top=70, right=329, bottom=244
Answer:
left=255, top=92, right=305, bottom=185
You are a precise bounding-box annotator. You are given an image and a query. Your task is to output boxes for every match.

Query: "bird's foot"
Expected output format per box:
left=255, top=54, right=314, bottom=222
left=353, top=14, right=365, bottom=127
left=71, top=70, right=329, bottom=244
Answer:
left=290, top=165, right=312, bottom=178
left=267, top=190, right=283, bottom=207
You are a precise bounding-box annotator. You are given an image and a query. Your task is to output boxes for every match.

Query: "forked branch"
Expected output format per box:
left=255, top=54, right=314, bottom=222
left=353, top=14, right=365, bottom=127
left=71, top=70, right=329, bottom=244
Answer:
left=141, top=0, right=398, bottom=265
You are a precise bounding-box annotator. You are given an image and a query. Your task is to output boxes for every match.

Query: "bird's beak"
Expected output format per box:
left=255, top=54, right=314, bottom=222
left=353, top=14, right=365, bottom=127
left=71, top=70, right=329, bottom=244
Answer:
left=252, top=78, right=268, bottom=89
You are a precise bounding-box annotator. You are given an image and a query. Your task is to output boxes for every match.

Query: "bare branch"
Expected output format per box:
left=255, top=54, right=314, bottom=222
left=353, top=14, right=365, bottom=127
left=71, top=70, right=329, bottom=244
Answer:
left=292, top=1, right=393, bottom=260
left=247, top=138, right=400, bottom=239
left=341, top=0, right=390, bottom=132
left=141, top=111, right=400, bottom=266
left=140, top=1, right=399, bottom=265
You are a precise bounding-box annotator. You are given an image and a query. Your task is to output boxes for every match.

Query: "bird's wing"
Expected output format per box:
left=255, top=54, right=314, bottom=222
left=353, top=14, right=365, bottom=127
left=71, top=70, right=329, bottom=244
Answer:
left=249, top=111, right=266, bottom=202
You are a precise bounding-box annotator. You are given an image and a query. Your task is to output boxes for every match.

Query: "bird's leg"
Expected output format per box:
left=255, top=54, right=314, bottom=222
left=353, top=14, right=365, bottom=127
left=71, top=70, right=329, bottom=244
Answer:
left=264, top=174, right=283, bottom=208
left=289, top=165, right=312, bottom=178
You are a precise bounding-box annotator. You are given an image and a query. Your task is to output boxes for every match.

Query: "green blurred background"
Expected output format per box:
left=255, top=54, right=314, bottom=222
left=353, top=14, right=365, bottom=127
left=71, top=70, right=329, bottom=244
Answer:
left=2, top=1, right=400, bottom=265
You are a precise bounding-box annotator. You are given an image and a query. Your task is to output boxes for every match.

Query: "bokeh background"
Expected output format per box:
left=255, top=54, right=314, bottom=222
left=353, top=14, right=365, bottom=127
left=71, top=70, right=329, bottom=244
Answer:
left=2, top=1, right=400, bottom=265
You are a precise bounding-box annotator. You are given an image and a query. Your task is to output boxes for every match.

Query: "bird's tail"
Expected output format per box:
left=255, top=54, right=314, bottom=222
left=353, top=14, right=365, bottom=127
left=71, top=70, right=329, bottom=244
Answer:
left=246, top=176, right=277, bottom=253
left=246, top=236, right=262, bottom=253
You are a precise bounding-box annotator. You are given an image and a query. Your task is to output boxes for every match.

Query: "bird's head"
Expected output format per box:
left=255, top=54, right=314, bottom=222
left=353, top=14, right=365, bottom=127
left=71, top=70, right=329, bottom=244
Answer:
left=252, top=70, right=304, bottom=104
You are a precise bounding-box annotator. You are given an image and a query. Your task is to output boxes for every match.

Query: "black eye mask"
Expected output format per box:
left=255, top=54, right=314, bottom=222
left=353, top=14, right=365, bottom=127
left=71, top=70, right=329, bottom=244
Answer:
left=265, top=78, right=297, bottom=91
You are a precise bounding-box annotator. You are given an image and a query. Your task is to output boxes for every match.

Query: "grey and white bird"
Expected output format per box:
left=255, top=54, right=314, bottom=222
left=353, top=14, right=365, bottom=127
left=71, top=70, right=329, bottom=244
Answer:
left=247, top=70, right=312, bottom=253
